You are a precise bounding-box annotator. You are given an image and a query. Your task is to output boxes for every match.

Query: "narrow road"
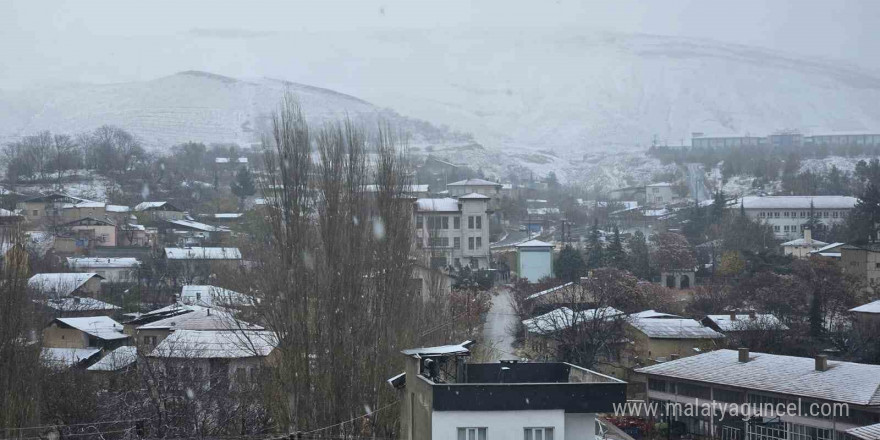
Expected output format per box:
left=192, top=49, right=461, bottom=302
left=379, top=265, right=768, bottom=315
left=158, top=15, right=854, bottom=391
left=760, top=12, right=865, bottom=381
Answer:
left=482, top=286, right=518, bottom=361
left=686, top=163, right=711, bottom=203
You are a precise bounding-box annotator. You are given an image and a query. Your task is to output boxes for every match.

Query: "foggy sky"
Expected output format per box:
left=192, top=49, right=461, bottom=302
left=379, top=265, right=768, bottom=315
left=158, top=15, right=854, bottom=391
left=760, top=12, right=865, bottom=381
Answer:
left=2, top=0, right=878, bottom=91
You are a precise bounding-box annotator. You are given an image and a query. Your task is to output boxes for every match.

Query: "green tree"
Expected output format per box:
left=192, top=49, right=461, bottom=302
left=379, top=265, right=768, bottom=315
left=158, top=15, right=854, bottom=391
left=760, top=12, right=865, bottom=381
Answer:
left=230, top=166, right=256, bottom=208
left=848, top=183, right=880, bottom=242
left=554, top=245, right=586, bottom=282
left=711, top=190, right=726, bottom=223
left=585, top=218, right=604, bottom=269
left=605, top=226, right=627, bottom=270
left=628, top=230, right=651, bottom=279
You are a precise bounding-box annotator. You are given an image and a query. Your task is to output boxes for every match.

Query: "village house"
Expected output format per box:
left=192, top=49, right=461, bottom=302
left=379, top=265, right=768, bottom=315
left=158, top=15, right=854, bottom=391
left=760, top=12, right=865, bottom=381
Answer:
left=118, top=223, right=151, bottom=246
left=850, top=300, right=880, bottom=330
left=56, top=217, right=117, bottom=247
left=446, top=178, right=504, bottom=206
left=134, top=201, right=186, bottom=221
left=413, top=195, right=491, bottom=270
left=160, top=218, right=229, bottom=246
left=67, top=257, right=140, bottom=283
left=841, top=243, right=880, bottom=287
left=636, top=349, right=880, bottom=440
left=121, top=302, right=198, bottom=336
left=781, top=228, right=828, bottom=258
left=16, top=192, right=90, bottom=224
left=42, top=316, right=129, bottom=351
left=810, top=242, right=845, bottom=260
left=28, top=272, right=104, bottom=297
left=179, top=285, right=252, bottom=308
left=61, top=201, right=107, bottom=222
left=624, top=312, right=724, bottom=369
left=134, top=306, right=261, bottom=350
left=389, top=340, right=626, bottom=440
left=736, top=195, right=857, bottom=239
left=646, top=182, right=679, bottom=206
left=162, top=247, right=243, bottom=283
left=105, top=204, right=133, bottom=225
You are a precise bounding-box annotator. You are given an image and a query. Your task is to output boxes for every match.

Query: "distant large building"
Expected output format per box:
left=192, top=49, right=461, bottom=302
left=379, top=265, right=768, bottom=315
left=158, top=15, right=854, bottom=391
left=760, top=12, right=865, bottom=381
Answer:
left=692, top=131, right=880, bottom=148
left=736, top=196, right=858, bottom=239
left=413, top=194, right=491, bottom=270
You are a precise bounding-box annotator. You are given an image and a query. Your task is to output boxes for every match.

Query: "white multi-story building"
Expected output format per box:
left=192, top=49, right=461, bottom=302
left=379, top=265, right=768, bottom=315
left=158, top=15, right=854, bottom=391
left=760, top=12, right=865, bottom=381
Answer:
left=737, top=196, right=858, bottom=239
left=646, top=183, right=679, bottom=206
left=414, top=194, right=492, bottom=270
left=390, top=341, right=626, bottom=440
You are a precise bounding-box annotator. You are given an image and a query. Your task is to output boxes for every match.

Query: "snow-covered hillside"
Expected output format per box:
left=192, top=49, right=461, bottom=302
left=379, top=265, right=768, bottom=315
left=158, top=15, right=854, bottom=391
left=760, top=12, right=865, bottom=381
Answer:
left=0, top=71, right=469, bottom=149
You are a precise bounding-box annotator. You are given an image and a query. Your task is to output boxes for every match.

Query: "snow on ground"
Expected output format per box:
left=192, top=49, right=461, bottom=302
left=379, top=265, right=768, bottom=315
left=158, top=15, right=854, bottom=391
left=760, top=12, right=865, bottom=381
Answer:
left=799, top=156, right=870, bottom=175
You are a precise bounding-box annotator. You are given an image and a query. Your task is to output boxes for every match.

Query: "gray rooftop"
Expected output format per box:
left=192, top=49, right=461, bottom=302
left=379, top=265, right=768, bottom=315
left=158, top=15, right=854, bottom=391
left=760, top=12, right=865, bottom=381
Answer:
left=637, top=349, right=880, bottom=406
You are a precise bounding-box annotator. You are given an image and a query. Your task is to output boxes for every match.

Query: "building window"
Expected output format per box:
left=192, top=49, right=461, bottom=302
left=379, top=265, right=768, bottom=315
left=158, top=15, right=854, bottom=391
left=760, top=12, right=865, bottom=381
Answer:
left=416, top=216, right=423, bottom=228
left=143, top=336, right=157, bottom=347
left=468, top=237, right=474, bottom=250
left=468, top=216, right=474, bottom=229
left=33, top=210, right=38, bottom=216
left=458, top=427, right=487, bottom=440
left=823, top=211, right=829, bottom=218
left=783, top=225, right=789, bottom=232
left=454, top=216, right=461, bottom=229
left=524, top=427, right=553, bottom=440
left=774, top=212, right=780, bottom=218
left=454, top=237, right=460, bottom=249
left=648, top=378, right=667, bottom=392
left=774, top=225, right=780, bottom=232
left=476, top=216, right=482, bottom=229
left=476, top=237, right=482, bottom=249
left=833, top=211, right=839, bottom=218
left=784, top=212, right=789, bottom=218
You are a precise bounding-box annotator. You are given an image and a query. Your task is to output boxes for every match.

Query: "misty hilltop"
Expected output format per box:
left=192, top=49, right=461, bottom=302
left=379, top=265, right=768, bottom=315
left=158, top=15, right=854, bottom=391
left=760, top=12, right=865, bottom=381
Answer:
left=0, top=70, right=470, bottom=149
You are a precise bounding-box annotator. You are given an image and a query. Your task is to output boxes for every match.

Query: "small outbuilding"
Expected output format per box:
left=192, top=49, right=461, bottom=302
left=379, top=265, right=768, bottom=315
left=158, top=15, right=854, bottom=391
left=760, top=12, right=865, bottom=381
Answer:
left=516, top=239, right=554, bottom=283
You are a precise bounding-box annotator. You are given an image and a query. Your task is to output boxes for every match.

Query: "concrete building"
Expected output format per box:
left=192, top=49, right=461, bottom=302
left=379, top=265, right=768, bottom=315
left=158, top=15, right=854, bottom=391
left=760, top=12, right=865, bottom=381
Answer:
left=737, top=196, right=858, bottom=239
left=28, top=272, right=104, bottom=297
left=134, top=201, right=185, bottom=221
left=781, top=228, right=828, bottom=258
left=841, top=243, right=880, bottom=286
left=413, top=195, right=491, bottom=270
left=390, top=341, right=626, bottom=440
left=636, top=349, right=880, bottom=440
left=646, top=183, right=678, bottom=206
left=850, top=300, right=880, bottom=331
left=42, top=316, right=129, bottom=351
left=516, top=239, right=554, bottom=283
left=661, top=270, right=695, bottom=290
left=57, top=217, right=118, bottom=247
left=446, top=178, right=503, bottom=198
left=16, top=193, right=91, bottom=224
left=67, top=257, right=140, bottom=283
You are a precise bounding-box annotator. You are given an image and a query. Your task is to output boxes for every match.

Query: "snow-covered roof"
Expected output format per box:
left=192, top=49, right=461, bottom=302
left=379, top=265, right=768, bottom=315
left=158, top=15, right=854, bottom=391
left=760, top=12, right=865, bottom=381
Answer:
left=780, top=237, right=828, bottom=247
left=401, top=340, right=474, bottom=358
left=642, top=208, right=671, bottom=217
left=215, top=157, right=230, bottom=163
left=365, top=184, right=429, bottom=194
left=629, top=317, right=724, bottom=339
left=87, top=346, right=138, bottom=371
left=164, top=247, right=242, bottom=260
left=28, top=273, right=102, bottom=297
left=414, top=198, right=460, bottom=212
left=739, top=196, right=858, bottom=210
left=149, top=330, right=277, bottom=359
left=106, top=204, right=130, bottom=213
left=447, top=178, right=501, bottom=187
left=42, top=347, right=101, bottom=368
left=811, top=242, right=845, bottom=254
left=135, top=201, right=180, bottom=211
left=704, top=314, right=789, bottom=331
left=236, top=157, right=248, bottom=163
left=526, top=282, right=574, bottom=301
left=636, top=349, right=880, bottom=406
left=55, top=316, right=128, bottom=341
left=43, top=297, right=120, bottom=312
left=517, top=239, right=554, bottom=250
left=851, top=300, right=880, bottom=314
left=67, top=257, right=140, bottom=269
left=166, top=219, right=226, bottom=232
left=458, top=192, right=491, bottom=200
left=137, top=307, right=262, bottom=331
left=180, top=285, right=252, bottom=307
left=630, top=310, right=682, bottom=319
left=71, top=201, right=105, bottom=208
left=527, top=207, right=561, bottom=215
left=213, top=213, right=243, bottom=219
left=848, top=423, right=880, bottom=440
left=523, top=306, right=624, bottom=335
left=647, top=182, right=674, bottom=187
left=121, top=223, right=146, bottom=231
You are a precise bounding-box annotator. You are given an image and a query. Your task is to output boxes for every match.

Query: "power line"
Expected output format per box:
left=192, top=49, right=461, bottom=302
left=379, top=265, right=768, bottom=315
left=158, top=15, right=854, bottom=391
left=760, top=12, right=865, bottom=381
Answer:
left=0, top=417, right=150, bottom=432
left=301, top=401, right=399, bottom=435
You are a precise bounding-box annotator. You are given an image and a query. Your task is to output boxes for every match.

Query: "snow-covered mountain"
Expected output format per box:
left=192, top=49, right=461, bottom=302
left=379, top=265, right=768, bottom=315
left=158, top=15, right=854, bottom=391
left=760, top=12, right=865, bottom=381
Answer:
left=0, top=71, right=469, bottom=149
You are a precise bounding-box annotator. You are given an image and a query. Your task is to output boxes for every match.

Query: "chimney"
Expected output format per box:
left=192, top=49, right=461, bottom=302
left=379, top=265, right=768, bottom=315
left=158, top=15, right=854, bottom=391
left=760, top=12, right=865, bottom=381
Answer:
left=748, top=310, right=756, bottom=320
left=729, top=311, right=737, bottom=321
left=206, top=308, right=211, bottom=316
left=815, top=355, right=828, bottom=372
left=804, top=227, right=812, bottom=244
left=738, top=347, right=749, bottom=363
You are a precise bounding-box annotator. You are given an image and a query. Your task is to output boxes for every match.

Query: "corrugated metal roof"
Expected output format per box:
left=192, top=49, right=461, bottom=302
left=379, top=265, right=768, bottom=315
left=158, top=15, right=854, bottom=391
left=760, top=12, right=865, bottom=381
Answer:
left=525, top=282, right=573, bottom=300
left=848, top=423, right=880, bottom=440
left=629, top=317, right=724, bottom=339
left=164, top=247, right=242, bottom=260
left=851, top=300, right=880, bottom=314
left=67, top=257, right=140, bottom=269
left=44, top=297, right=120, bottom=312
left=523, top=306, right=623, bottom=335
left=87, top=346, right=137, bottom=371
left=56, top=316, right=128, bottom=340
left=149, top=330, right=276, bottom=359
left=739, top=196, right=858, bottom=210
left=137, top=307, right=262, bottom=331
left=637, top=349, right=880, bottom=406
left=28, top=273, right=101, bottom=296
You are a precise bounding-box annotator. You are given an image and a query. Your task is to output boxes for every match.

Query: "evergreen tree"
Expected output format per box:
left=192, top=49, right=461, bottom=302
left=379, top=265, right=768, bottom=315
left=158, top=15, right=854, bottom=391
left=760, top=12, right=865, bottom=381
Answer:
left=711, top=190, right=726, bottom=223
left=585, top=218, right=604, bottom=269
left=628, top=230, right=651, bottom=279
left=554, top=245, right=586, bottom=282
left=231, top=166, right=256, bottom=207
left=803, top=200, right=822, bottom=239
left=605, top=225, right=627, bottom=270
left=850, top=183, right=880, bottom=242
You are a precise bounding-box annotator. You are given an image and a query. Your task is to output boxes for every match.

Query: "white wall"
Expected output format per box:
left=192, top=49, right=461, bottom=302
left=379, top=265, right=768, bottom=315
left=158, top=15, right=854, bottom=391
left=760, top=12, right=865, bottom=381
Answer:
left=431, top=410, right=566, bottom=440
left=564, top=413, right=596, bottom=440
left=520, top=250, right=552, bottom=283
